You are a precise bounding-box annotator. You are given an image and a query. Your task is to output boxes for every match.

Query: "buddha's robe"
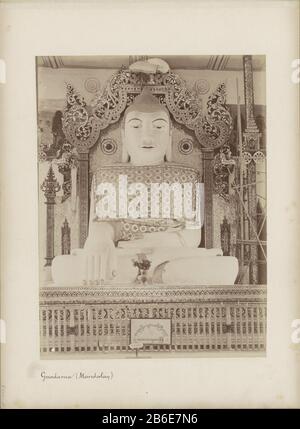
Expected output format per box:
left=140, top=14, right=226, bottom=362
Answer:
left=90, top=163, right=204, bottom=244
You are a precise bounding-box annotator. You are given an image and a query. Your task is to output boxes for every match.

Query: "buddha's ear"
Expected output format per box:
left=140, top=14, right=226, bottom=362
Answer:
left=165, top=138, right=172, bottom=162
left=121, top=144, right=130, bottom=163
left=121, top=128, right=130, bottom=162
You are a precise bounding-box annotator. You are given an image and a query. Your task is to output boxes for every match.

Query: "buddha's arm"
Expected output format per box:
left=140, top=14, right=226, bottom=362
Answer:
left=84, top=221, right=116, bottom=252
left=84, top=175, right=116, bottom=251
left=177, top=227, right=202, bottom=247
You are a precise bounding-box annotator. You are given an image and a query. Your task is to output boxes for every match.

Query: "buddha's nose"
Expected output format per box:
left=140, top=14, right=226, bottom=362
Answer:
left=141, top=126, right=154, bottom=144
left=142, top=136, right=154, bottom=146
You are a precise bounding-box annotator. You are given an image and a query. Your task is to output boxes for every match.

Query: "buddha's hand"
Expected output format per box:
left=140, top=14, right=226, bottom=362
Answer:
left=83, top=222, right=117, bottom=284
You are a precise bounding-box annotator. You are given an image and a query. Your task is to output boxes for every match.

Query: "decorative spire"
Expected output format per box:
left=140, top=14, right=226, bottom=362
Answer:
left=243, top=55, right=261, bottom=152
left=41, top=164, right=61, bottom=203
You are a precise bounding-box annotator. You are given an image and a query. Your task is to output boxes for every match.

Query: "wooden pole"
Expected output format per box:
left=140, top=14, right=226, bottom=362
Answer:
left=236, top=78, right=244, bottom=265
left=202, top=149, right=214, bottom=248
left=78, top=152, right=89, bottom=248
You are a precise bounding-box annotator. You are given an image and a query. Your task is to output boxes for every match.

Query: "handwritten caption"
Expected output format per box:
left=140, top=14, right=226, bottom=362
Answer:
left=41, top=371, right=113, bottom=382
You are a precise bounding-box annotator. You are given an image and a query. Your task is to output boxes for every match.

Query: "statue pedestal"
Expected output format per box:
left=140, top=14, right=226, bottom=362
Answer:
left=39, top=284, right=267, bottom=356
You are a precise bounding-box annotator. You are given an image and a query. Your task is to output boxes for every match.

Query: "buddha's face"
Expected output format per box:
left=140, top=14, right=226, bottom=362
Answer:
left=122, top=110, right=171, bottom=165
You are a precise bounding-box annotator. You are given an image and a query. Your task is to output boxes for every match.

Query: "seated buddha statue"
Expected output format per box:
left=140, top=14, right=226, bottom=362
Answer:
left=52, top=88, right=238, bottom=286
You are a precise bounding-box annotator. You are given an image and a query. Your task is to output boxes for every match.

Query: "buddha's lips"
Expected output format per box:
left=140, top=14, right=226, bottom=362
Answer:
left=141, top=146, right=155, bottom=149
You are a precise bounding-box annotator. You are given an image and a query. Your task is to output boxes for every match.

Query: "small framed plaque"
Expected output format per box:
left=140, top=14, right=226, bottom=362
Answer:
left=130, top=319, right=171, bottom=345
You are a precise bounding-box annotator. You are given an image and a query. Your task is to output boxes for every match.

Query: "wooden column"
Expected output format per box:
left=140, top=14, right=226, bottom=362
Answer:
left=247, top=162, right=259, bottom=283
left=203, top=149, right=214, bottom=248
left=41, top=164, right=60, bottom=266
left=220, top=216, right=231, bottom=256
left=78, top=151, right=89, bottom=248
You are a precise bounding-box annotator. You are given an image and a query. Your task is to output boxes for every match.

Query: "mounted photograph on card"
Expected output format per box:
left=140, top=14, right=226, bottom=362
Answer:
left=37, top=55, right=267, bottom=358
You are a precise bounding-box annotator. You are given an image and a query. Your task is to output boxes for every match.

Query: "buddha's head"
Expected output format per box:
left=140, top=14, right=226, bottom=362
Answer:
left=121, top=88, right=172, bottom=165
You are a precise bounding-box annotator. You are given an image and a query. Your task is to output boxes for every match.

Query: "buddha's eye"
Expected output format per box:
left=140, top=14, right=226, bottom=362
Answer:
left=128, top=119, right=142, bottom=128
left=153, top=120, right=166, bottom=130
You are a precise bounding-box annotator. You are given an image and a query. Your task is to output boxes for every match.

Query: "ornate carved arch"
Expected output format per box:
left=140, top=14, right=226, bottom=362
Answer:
left=62, top=68, right=232, bottom=152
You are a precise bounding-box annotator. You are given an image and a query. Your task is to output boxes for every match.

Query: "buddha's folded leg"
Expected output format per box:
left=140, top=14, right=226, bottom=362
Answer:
left=161, top=256, right=239, bottom=285
left=52, top=255, right=86, bottom=287
left=51, top=250, right=239, bottom=287
left=52, top=245, right=117, bottom=286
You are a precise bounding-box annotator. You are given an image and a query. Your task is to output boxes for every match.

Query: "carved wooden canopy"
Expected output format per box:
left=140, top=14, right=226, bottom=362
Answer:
left=62, top=67, right=232, bottom=153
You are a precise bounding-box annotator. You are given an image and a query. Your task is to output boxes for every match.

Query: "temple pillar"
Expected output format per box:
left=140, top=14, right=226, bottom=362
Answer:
left=78, top=151, right=89, bottom=248
left=203, top=149, right=214, bottom=248
left=220, top=216, right=231, bottom=256
left=243, top=55, right=261, bottom=283
left=41, top=164, right=61, bottom=267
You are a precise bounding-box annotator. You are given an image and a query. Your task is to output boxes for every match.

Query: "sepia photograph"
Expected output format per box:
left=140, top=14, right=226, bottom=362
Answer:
left=1, top=0, right=299, bottom=410
left=37, top=55, right=267, bottom=358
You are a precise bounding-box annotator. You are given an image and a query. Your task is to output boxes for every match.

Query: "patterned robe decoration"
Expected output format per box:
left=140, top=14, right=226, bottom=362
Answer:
left=91, top=163, right=203, bottom=242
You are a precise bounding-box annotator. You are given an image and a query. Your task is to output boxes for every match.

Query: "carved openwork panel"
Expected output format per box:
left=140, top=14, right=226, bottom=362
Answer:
left=40, top=285, right=267, bottom=354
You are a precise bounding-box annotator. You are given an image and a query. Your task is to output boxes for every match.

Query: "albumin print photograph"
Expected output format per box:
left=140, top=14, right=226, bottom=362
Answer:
left=37, top=55, right=266, bottom=358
